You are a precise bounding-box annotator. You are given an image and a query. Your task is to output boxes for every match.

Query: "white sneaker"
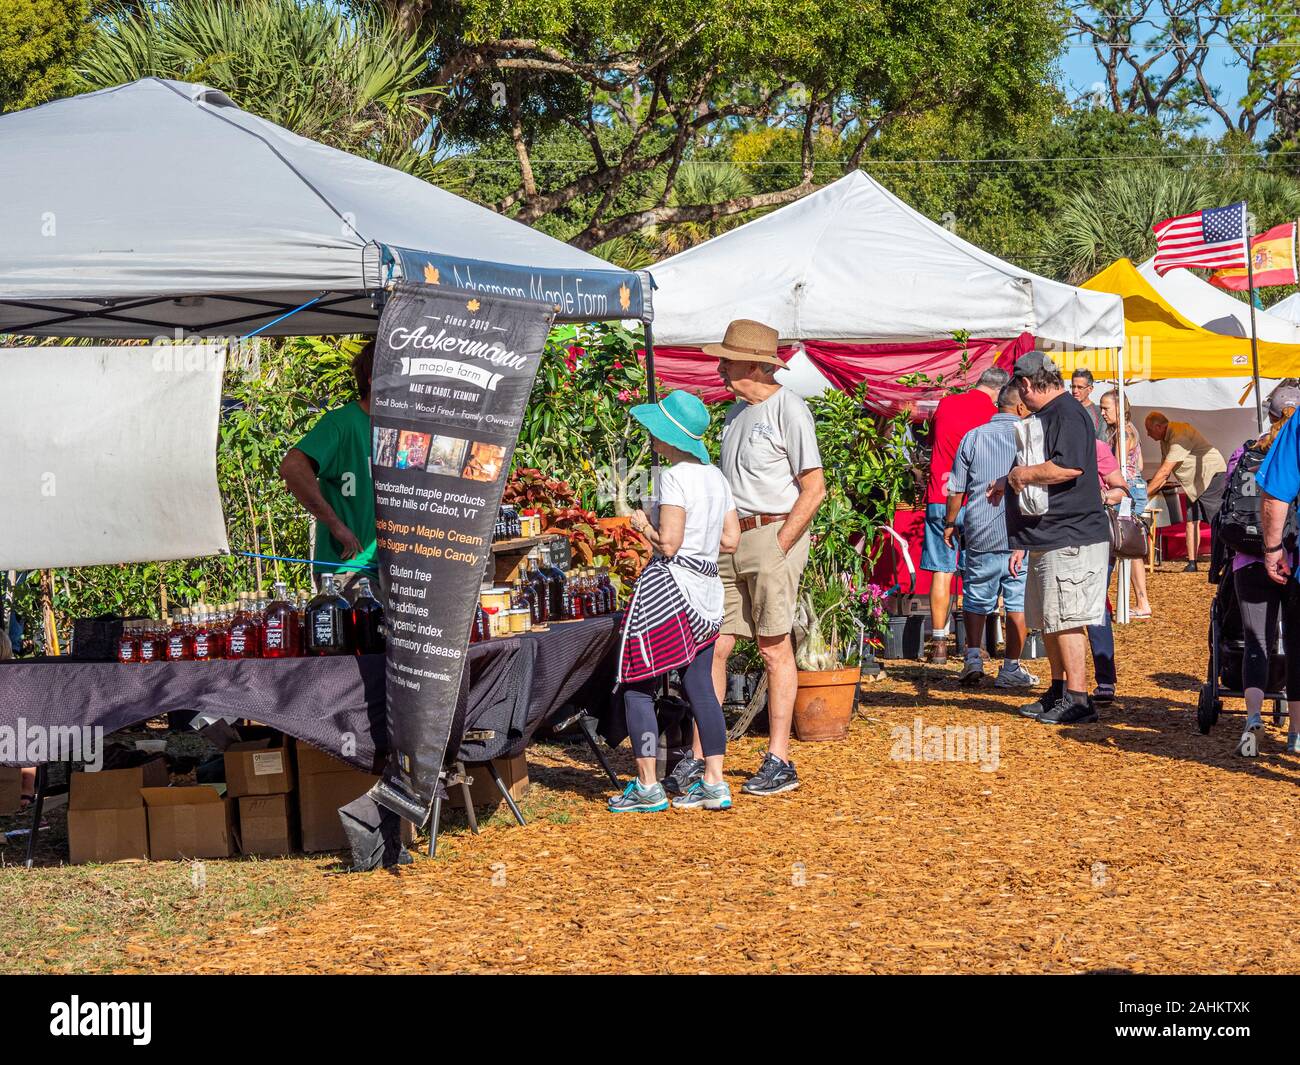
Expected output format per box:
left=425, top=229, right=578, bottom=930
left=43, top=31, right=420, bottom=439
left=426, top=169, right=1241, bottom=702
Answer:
left=1236, top=712, right=1263, bottom=757
left=994, top=664, right=1038, bottom=689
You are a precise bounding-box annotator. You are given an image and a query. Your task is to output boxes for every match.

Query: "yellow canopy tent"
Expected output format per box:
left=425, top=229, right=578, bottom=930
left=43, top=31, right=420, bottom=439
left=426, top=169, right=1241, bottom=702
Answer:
left=1060, top=257, right=1300, bottom=381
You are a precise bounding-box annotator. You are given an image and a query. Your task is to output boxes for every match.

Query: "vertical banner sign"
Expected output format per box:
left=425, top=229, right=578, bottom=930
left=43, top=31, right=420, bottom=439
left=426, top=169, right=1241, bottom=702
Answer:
left=368, top=283, right=555, bottom=823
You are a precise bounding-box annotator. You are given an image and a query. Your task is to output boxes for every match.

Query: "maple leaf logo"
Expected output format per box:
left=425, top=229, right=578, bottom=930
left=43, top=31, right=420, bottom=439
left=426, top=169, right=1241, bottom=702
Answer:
left=467, top=298, right=481, bottom=312
left=423, top=263, right=439, bottom=285
left=618, top=283, right=631, bottom=311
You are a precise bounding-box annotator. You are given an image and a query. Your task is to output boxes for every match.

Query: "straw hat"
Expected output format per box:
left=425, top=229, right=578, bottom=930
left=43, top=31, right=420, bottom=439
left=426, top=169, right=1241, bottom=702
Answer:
left=701, top=318, right=785, bottom=368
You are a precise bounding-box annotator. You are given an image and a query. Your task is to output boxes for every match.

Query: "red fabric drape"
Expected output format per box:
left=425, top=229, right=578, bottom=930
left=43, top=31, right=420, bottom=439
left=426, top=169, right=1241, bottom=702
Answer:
left=644, top=333, right=1035, bottom=417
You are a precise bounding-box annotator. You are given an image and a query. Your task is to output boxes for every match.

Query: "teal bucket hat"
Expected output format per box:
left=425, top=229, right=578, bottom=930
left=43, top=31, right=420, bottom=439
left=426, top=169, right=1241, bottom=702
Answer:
left=630, top=390, right=712, bottom=464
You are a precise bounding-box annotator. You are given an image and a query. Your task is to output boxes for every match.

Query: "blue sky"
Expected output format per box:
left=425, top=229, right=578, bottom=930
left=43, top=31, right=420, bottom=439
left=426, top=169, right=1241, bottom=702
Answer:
left=1058, top=39, right=1266, bottom=139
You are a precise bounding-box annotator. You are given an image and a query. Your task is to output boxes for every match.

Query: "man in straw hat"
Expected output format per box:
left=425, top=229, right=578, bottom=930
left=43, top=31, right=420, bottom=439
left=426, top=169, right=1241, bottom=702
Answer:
left=665, top=318, right=825, bottom=798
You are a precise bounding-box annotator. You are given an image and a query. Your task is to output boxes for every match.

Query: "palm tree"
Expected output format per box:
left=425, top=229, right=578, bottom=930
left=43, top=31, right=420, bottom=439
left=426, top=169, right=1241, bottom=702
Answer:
left=652, top=161, right=756, bottom=256
left=75, top=0, right=453, bottom=184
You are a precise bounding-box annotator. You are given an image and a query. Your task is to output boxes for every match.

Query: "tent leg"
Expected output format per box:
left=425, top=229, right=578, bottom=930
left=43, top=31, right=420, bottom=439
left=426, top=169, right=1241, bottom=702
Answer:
left=644, top=320, right=657, bottom=405
left=576, top=714, right=620, bottom=787
left=24, top=763, right=48, bottom=868
left=486, top=760, right=527, bottom=827
left=454, top=760, right=480, bottom=835
left=427, top=790, right=443, bottom=858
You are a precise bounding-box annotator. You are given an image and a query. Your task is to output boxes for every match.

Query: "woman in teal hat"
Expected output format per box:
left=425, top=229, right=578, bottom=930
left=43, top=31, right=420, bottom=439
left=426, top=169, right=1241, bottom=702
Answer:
left=609, top=389, right=740, bottom=813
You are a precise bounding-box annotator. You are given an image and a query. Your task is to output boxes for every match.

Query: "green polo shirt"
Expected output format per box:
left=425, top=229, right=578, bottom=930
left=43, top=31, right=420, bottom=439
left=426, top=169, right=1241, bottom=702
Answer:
left=294, top=400, right=376, bottom=573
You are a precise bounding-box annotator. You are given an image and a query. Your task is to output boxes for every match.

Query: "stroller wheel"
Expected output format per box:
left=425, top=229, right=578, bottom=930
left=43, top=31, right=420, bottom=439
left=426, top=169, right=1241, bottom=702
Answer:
left=1197, top=685, right=1218, bottom=735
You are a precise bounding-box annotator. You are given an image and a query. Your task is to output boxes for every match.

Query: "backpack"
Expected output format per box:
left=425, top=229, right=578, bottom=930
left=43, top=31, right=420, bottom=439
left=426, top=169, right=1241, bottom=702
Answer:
left=1216, top=441, right=1297, bottom=554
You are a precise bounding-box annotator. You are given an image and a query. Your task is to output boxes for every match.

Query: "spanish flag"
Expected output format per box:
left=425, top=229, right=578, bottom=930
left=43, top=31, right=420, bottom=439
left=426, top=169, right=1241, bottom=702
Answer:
left=1209, top=221, right=1297, bottom=291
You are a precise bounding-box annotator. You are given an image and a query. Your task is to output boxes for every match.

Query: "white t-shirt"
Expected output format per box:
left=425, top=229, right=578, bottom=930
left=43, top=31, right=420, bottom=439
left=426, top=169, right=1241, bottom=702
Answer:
left=719, top=386, right=822, bottom=516
left=645, top=461, right=735, bottom=621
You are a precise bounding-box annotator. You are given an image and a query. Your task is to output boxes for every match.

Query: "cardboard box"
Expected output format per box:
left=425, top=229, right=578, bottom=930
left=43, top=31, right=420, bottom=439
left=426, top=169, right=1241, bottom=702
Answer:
left=237, top=794, right=296, bottom=856
left=141, top=786, right=235, bottom=860
left=67, top=758, right=169, bottom=865
left=294, top=742, right=415, bottom=853
left=224, top=738, right=294, bottom=797
left=449, top=752, right=529, bottom=810
left=0, top=767, right=24, bottom=816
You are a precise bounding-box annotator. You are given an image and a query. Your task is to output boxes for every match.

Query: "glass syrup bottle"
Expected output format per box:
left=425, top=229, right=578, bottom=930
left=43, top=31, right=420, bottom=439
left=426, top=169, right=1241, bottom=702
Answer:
left=141, top=619, right=165, bottom=663
left=350, top=577, right=385, bottom=655
left=524, top=550, right=550, bottom=624
left=116, top=620, right=139, bottom=663
left=539, top=543, right=568, bottom=620
left=166, top=609, right=192, bottom=661
left=305, top=573, right=354, bottom=656
left=226, top=594, right=255, bottom=659
left=192, top=606, right=216, bottom=661
left=261, top=582, right=299, bottom=659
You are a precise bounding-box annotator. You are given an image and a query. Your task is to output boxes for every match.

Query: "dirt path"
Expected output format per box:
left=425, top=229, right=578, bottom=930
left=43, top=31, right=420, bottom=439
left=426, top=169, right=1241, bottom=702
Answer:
left=125, top=571, right=1300, bottom=974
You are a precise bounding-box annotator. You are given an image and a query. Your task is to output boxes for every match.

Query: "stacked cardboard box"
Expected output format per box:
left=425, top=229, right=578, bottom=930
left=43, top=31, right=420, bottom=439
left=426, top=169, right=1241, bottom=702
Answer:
left=225, top=737, right=297, bottom=856
left=141, top=785, right=235, bottom=859
left=448, top=752, right=530, bottom=810
left=67, top=758, right=169, bottom=864
left=295, top=742, right=382, bottom=853
left=0, top=767, right=24, bottom=816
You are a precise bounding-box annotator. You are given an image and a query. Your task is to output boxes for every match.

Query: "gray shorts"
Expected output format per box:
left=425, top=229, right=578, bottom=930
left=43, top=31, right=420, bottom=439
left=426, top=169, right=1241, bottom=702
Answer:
left=1024, top=541, right=1108, bottom=634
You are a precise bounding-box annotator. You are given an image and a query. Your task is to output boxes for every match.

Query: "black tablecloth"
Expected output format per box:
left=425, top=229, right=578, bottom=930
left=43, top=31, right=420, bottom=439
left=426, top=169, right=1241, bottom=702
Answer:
left=0, top=614, right=622, bottom=771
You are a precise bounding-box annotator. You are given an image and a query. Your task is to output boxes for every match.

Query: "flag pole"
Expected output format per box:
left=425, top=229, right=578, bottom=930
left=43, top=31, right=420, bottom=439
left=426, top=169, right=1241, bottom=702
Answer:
left=1245, top=203, right=1265, bottom=435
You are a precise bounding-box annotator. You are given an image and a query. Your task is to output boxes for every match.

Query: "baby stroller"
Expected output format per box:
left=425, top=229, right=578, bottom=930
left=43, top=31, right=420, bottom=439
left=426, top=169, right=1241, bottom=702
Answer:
left=1197, top=572, right=1289, bottom=734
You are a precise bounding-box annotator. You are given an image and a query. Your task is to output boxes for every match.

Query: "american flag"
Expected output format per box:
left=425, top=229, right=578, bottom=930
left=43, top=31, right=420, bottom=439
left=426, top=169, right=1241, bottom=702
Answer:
left=1152, top=201, right=1250, bottom=276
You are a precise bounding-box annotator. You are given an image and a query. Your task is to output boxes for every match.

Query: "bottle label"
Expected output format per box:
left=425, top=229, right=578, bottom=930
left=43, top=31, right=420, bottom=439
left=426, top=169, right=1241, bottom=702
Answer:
left=140, top=642, right=156, bottom=662
left=313, top=612, right=336, bottom=646
left=265, top=623, right=284, bottom=650
left=117, top=642, right=135, bottom=663
left=229, top=631, right=246, bottom=655
left=194, top=634, right=210, bottom=658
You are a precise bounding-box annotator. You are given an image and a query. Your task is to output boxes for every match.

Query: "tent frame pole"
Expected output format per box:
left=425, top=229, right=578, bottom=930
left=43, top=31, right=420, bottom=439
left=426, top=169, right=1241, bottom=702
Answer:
left=1116, top=344, right=1130, bottom=625
left=1245, top=213, right=1265, bottom=435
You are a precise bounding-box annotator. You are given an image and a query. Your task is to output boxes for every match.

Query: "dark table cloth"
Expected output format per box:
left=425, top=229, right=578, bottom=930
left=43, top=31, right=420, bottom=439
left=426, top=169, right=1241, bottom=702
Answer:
left=0, top=614, right=622, bottom=771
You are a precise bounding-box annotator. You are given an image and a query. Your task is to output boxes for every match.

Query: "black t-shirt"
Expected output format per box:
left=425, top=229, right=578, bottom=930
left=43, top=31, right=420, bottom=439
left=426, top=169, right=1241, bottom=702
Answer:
left=1007, top=392, right=1109, bottom=551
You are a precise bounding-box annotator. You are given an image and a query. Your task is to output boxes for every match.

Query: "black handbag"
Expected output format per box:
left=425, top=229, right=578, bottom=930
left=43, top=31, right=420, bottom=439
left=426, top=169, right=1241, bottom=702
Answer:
left=1108, top=506, right=1149, bottom=559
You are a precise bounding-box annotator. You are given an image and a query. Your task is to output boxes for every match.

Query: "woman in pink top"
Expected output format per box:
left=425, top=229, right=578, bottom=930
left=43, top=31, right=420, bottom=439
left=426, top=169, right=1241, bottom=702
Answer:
left=1086, top=439, right=1132, bottom=703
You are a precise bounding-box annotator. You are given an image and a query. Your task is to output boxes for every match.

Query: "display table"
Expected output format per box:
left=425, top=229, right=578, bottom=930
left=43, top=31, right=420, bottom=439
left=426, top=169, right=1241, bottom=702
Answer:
left=0, top=613, right=623, bottom=773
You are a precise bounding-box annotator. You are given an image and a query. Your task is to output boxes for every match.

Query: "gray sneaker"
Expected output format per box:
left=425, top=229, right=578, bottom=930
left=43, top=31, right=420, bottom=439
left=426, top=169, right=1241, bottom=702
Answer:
left=607, top=780, right=669, bottom=813
left=663, top=756, right=705, bottom=796
left=994, top=664, right=1037, bottom=689
left=742, top=752, right=799, bottom=796
left=671, top=779, right=733, bottom=810
left=959, top=659, right=985, bottom=686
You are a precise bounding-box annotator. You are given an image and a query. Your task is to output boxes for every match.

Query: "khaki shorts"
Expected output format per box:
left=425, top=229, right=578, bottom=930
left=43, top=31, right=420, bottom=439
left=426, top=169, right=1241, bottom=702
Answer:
left=720, top=522, right=811, bottom=639
left=1024, top=541, right=1108, bottom=635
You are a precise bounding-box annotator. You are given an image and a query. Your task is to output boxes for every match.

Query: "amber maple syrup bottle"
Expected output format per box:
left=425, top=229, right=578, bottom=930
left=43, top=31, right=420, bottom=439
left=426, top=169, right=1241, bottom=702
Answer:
left=192, top=606, right=216, bottom=661
left=226, top=594, right=256, bottom=659
left=524, top=550, right=550, bottom=624
left=349, top=577, right=385, bottom=655
left=539, top=544, right=568, bottom=620
left=116, top=621, right=139, bottom=663
left=140, top=619, right=162, bottom=663
left=261, top=582, right=299, bottom=659
left=165, top=609, right=192, bottom=661
left=305, top=573, right=354, bottom=656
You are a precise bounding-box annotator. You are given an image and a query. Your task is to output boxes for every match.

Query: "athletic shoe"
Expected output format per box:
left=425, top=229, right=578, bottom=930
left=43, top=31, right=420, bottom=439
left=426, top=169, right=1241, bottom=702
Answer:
left=1037, top=697, right=1099, bottom=725
left=742, top=752, right=800, bottom=796
left=671, top=779, right=733, bottom=810
left=1287, top=733, right=1300, bottom=754
left=994, top=664, right=1038, bottom=689
left=1019, top=695, right=1052, bottom=718
left=959, top=658, right=985, bottom=686
left=607, top=780, right=669, bottom=813
left=929, top=636, right=950, bottom=665
left=1182, top=561, right=1199, bottom=573
left=1092, top=684, right=1116, bottom=706
left=663, top=756, right=705, bottom=796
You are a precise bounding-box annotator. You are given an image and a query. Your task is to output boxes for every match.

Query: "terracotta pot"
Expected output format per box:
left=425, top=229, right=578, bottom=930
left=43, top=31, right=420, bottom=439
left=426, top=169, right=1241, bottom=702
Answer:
left=792, top=667, right=860, bottom=742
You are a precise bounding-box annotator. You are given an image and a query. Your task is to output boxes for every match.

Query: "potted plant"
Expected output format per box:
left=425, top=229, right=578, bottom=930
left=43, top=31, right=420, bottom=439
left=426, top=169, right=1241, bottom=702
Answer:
left=849, top=580, right=891, bottom=678
left=791, top=572, right=861, bottom=742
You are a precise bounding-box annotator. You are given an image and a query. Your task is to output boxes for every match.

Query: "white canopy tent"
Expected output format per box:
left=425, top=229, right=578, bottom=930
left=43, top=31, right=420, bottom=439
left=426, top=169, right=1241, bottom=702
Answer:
left=1266, top=291, right=1300, bottom=326
left=0, top=78, right=648, bottom=338
left=650, top=169, right=1124, bottom=349
left=1135, top=258, right=1300, bottom=344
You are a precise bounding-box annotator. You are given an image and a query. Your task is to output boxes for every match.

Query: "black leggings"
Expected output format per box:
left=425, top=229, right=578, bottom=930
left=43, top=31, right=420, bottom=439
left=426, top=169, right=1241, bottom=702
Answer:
left=1232, top=562, right=1300, bottom=699
left=623, top=643, right=726, bottom=760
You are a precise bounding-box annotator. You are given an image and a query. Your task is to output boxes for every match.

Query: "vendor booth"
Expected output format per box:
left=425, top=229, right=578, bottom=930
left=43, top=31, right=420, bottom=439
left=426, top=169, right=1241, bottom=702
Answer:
left=0, top=78, right=653, bottom=866
left=647, top=169, right=1124, bottom=415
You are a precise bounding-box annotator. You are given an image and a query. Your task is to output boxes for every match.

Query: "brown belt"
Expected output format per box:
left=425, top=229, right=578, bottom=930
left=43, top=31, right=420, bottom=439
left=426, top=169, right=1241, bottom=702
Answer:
left=738, top=512, right=789, bottom=533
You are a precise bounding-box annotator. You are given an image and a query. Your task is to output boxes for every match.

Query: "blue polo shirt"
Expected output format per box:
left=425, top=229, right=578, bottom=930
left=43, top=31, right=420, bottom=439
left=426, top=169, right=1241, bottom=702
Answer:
left=1256, top=413, right=1300, bottom=580
left=948, top=413, right=1020, bottom=553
